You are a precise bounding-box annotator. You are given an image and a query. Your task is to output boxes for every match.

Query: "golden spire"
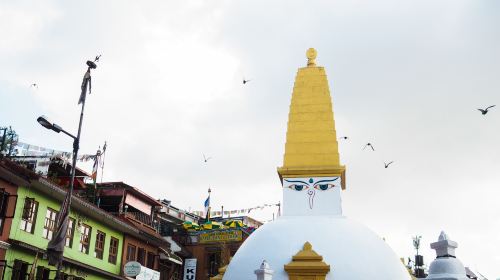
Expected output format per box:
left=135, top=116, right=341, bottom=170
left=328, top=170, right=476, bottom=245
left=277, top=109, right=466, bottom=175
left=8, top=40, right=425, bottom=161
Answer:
left=284, top=242, right=331, bottom=279
left=278, top=48, right=346, bottom=188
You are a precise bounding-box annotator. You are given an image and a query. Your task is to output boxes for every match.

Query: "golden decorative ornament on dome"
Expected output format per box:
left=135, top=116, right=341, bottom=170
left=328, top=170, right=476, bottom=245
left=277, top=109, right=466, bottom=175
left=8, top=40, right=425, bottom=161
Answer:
left=306, top=48, right=317, bottom=67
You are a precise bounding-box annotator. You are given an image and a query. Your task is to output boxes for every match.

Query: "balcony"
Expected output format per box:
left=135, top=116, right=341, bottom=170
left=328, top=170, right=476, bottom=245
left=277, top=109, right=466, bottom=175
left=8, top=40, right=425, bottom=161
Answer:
left=125, top=211, right=154, bottom=228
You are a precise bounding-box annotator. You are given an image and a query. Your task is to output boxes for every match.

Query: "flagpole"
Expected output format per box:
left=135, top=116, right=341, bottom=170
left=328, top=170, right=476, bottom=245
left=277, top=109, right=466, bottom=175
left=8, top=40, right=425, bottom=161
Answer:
left=92, top=147, right=100, bottom=203
left=100, top=141, right=107, bottom=183
left=207, top=187, right=211, bottom=221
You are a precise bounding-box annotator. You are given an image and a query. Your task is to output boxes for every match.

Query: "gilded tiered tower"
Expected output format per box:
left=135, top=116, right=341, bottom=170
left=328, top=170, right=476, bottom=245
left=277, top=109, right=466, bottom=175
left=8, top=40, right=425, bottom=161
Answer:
left=278, top=48, right=345, bottom=189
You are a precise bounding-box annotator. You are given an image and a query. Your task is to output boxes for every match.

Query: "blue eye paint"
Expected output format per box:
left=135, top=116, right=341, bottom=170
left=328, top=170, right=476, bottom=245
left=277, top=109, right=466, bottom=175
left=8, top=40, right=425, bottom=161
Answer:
left=319, top=184, right=329, bottom=191
left=295, top=185, right=304, bottom=191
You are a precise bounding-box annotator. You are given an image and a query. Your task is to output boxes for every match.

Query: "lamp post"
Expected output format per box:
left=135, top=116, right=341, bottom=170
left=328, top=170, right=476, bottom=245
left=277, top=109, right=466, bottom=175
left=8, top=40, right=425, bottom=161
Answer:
left=38, top=59, right=97, bottom=279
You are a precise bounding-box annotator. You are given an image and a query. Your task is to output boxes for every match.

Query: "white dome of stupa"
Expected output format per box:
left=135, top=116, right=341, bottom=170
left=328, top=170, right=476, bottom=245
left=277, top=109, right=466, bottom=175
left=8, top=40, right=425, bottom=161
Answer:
left=223, top=49, right=410, bottom=280
left=224, top=215, right=411, bottom=280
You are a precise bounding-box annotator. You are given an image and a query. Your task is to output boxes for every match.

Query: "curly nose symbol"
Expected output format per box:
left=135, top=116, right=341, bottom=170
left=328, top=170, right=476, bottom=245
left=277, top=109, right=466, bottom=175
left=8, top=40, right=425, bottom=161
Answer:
left=307, top=189, right=315, bottom=209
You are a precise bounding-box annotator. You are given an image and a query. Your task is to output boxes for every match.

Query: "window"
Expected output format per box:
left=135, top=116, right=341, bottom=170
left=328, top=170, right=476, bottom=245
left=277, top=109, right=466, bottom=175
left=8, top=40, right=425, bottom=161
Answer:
left=207, top=251, right=221, bottom=277
left=36, top=266, right=51, bottom=280
left=65, top=218, right=75, bottom=247
left=79, top=224, right=91, bottom=254
left=94, top=231, right=106, bottom=259
left=137, top=247, right=145, bottom=265
left=0, top=189, right=10, bottom=233
left=108, top=237, right=119, bottom=264
left=12, top=259, right=29, bottom=280
left=20, top=198, right=38, bottom=233
left=126, top=244, right=136, bottom=262
left=146, top=251, right=155, bottom=269
left=43, top=208, right=58, bottom=240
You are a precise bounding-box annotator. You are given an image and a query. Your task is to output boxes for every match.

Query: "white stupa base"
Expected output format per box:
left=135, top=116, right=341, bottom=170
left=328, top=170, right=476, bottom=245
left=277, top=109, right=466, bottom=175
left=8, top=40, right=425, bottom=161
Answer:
left=426, top=257, right=468, bottom=280
left=223, top=215, right=411, bottom=280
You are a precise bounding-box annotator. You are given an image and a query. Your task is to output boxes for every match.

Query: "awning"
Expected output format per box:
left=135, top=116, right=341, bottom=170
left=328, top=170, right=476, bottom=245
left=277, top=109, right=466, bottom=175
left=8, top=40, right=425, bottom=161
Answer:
left=159, top=247, right=183, bottom=265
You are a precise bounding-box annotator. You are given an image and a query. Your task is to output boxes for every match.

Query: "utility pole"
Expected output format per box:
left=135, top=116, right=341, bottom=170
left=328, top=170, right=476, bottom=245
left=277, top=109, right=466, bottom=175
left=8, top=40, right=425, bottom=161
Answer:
left=413, top=235, right=425, bottom=278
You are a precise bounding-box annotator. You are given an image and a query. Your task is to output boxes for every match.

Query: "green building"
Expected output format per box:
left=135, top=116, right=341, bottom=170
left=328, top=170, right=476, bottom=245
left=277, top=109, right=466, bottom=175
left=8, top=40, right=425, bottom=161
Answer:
left=2, top=164, right=140, bottom=279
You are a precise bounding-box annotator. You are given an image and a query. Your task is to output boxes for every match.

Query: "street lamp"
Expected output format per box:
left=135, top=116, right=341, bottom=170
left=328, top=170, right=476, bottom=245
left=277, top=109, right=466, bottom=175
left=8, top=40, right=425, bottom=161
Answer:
left=38, top=59, right=98, bottom=280
left=37, top=116, right=75, bottom=138
left=36, top=116, right=53, bottom=130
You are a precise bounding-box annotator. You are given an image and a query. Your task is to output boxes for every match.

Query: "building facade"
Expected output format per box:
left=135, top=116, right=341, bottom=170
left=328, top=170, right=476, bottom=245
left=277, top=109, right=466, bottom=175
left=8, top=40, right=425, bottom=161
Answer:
left=96, top=182, right=182, bottom=280
left=0, top=159, right=137, bottom=279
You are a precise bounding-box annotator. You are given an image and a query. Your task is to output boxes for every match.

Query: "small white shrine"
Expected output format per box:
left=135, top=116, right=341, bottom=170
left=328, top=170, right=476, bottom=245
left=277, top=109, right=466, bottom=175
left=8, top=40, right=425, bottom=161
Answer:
left=426, top=231, right=468, bottom=280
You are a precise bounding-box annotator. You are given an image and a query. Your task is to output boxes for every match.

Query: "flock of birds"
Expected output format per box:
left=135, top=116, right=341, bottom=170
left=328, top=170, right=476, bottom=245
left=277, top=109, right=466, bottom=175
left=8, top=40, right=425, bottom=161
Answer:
left=339, top=138, right=395, bottom=169
left=338, top=104, right=496, bottom=169
left=28, top=60, right=495, bottom=171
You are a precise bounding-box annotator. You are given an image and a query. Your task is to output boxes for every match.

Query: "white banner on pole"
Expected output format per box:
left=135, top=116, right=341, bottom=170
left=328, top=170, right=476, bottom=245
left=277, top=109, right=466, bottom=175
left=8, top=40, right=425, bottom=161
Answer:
left=183, top=258, right=197, bottom=280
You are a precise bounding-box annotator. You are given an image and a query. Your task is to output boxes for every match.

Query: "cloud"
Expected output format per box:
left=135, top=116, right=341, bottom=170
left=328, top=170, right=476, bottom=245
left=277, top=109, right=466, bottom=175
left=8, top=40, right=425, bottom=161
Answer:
left=2, top=0, right=500, bottom=277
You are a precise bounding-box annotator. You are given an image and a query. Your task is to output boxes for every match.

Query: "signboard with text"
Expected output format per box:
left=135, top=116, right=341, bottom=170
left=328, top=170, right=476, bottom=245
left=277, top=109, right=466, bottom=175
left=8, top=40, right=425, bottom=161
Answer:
left=124, top=261, right=141, bottom=277
left=183, top=258, right=197, bottom=280
left=199, top=230, right=242, bottom=243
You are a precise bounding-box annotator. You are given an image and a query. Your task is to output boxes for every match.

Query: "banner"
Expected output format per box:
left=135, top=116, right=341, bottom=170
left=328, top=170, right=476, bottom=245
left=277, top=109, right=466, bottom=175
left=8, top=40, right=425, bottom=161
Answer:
left=199, top=230, right=242, bottom=243
left=136, top=266, right=160, bottom=280
left=190, top=202, right=280, bottom=217
left=183, top=258, right=197, bottom=280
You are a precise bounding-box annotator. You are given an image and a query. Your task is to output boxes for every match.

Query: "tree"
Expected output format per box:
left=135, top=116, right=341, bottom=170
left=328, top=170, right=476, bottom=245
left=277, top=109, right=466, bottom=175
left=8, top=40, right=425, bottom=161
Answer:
left=0, top=126, right=19, bottom=157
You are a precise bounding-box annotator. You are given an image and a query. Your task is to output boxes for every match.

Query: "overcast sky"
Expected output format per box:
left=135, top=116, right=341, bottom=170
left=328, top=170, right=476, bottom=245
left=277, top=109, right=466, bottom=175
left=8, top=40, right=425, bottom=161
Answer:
left=1, top=0, right=500, bottom=277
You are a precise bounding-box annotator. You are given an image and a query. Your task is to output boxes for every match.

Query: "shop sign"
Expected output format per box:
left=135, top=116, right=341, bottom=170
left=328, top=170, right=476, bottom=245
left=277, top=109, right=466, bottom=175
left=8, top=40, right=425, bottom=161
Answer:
left=183, top=258, right=197, bottom=280
left=199, top=230, right=242, bottom=243
left=124, top=261, right=141, bottom=277
left=136, top=266, right=160, bottom=280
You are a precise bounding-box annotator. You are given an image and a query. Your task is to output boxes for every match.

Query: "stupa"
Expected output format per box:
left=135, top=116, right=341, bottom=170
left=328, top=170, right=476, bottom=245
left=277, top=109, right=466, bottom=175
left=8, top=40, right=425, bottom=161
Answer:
left=223, top=49, right=411, bottom=279
left=426, top=231, right=468, bottom=280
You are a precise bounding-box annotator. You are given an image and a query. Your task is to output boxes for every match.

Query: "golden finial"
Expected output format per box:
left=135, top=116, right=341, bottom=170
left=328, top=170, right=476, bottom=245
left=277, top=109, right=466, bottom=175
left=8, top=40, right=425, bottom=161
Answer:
left=306, top=48, right=317, bottom=67
left=303, top=242, right=312, bottom=251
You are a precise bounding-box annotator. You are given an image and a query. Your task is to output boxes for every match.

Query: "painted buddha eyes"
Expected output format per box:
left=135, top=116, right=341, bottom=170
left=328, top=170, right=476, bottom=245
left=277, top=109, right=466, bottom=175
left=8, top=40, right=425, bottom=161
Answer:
left=314, top=184, right=335, bottom=191
left=288, top=184, right=336, bottom=191
left=288, top=185, right=308, bottom=191
left=284, top=178, right=339, bottom=192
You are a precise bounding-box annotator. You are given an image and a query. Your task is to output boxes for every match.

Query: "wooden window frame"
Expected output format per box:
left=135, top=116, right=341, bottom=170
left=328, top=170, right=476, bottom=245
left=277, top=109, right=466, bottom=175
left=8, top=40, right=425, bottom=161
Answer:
left=79, top=224, right=92, bottom=254
left=146, top=251, right=155, bottom=269
left=65, top=218, right=75, bottom=248
left=42, top=208, right=58, bottom=240
left=126, top=244, right=136, bottom=262
left=94, top=230, right=106, bottom=259
left=0, top=189, right=10, bottom=234
left=108, top=237, right=119, bottom=264
left=20, top=198, right=38, bottom=234
left=137, top=247, right=146, bottom=265
left=12, top=259, right=29, bottom=280
left=36, top=266, right=51, bottom=280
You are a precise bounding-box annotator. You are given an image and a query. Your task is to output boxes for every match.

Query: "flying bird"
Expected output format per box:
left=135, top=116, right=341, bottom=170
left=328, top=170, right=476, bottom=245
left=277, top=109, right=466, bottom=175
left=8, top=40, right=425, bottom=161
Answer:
left=203, top=154, right=212, bottom=163
left=243, top=78, right=251, bottom=85
left=339, top=136, right=349, bottom=140
left=94, top=55, right=101, bottom=62
left=363, top=143, right=375, bottom=151
left=477, top=105, right=495, bottom=115
left=384, top=161, right=394, bottom=168
left=30, top=83, right=38, bottom=89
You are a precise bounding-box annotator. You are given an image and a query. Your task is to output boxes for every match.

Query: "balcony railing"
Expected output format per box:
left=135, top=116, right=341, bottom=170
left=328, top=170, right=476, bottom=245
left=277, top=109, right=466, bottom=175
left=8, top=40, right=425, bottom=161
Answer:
left=125, top=211, right=152, bottom=226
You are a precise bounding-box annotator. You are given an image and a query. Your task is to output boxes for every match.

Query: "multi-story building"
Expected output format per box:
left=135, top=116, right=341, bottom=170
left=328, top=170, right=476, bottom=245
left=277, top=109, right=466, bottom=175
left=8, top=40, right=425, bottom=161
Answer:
left=156, top=199, right=200, bottom=280
left=177, top=220, right=259, bottom=280
left=0, top=159, right=23, bottom=277
left=0, top=159, right=137, bottom=279
left=96, top=182, right=183, bottom=279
